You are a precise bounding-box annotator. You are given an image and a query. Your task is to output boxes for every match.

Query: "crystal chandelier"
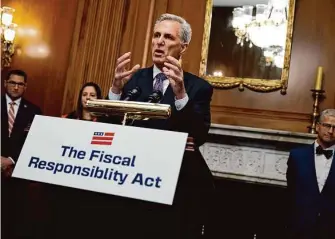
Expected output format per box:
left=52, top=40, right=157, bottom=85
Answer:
left=263, top=46, right=284, bottom=68
left=231, top=0, right=288, bottom=68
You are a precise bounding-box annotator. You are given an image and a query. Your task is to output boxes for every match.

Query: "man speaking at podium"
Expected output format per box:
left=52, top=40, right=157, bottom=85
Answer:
left=108, top=13, right=215, bottom=238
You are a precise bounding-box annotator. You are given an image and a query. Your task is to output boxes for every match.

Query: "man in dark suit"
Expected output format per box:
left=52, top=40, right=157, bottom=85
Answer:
left=106, top=13, right=215, bottom=239
left=286, top=109, right=335, bottom=239
left=1, top=69, right=42, bottom=239
left=1, top=69, right=42, bottom=170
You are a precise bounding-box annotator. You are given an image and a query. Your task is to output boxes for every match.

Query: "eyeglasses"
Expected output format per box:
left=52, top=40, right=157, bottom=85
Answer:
left=6, top=80, right=26, bottom=88
left=319, top=122, right=335, bottom=131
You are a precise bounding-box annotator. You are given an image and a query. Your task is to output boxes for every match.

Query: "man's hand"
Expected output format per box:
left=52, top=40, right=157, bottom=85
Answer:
left=163, top=56, right=186, bottom=100
left=112, top=52, right=140, bottom=94
left=1, top=156, right=14, bottom=177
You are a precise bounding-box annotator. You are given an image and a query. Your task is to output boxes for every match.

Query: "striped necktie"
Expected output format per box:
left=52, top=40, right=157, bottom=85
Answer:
left=8, top=101, right=16, bottom=137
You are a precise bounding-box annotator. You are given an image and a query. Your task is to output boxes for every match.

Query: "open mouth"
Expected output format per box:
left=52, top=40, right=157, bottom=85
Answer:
left=154, top=49, right=165, bottom=57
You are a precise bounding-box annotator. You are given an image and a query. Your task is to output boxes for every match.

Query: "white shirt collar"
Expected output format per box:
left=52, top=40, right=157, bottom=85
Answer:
left=5, top=94, right=21, bottom=106
left=315, top=140, right=335, bottom=151
left=153, top=64, right=163, bottom=79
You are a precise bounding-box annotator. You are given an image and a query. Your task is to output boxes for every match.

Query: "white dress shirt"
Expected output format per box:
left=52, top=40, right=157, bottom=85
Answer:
left=6, top=94, right=21, bottom=118
left=109, top=65, right=189, bottom=110
left=314, top=141, right=334, bottom=192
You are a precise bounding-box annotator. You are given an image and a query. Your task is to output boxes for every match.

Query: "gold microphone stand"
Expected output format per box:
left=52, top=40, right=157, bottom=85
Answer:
left=86, top=99, right=171, bottom=126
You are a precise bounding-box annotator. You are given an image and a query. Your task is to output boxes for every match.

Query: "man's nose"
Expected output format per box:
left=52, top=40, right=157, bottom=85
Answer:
left=157, top=36, right=164, bottom=45
left=14, top=84, right=19, bottom=90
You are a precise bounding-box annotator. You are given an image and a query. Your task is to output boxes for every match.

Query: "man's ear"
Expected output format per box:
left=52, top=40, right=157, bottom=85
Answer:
left=316, top=122, right=320, bottom=133
left=180, top=43, right=188, bottom=56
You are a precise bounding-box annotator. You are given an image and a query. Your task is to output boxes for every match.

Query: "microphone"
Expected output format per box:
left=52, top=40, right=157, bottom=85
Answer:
left=147, top=90, right=163, bottom=103
left=123, top=87, right=142, bottom=101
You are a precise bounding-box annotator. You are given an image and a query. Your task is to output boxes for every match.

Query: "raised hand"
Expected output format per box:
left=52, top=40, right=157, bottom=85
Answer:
left=163, top=56, right=186, bottom=99
left=112, top=52, right=140, bottom=94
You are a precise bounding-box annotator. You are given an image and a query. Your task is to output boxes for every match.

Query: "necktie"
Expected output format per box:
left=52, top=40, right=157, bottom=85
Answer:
left=316, top=145, right=333, bottom=159
left=153, top=73, right=167, bottom=94
left=8, top=101, right=16, bottom=137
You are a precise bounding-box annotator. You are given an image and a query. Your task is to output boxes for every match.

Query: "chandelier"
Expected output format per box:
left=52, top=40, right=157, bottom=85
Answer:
left=1, top=6, right=18, bottom=68
left=231, top=0, right=288, bottom=68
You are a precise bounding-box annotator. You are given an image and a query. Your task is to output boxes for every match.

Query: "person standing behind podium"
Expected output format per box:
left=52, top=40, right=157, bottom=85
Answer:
left=62, top=82, right=102, bottom=121
left=1, top=69, right=42, bottom=239
left=286, top=109, right=335, bottom=239
left=108, top=13, right=215, bottom=239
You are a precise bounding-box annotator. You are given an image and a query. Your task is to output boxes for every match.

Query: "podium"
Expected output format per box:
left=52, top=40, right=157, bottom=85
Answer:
left=10, top=99, right=209, bottom=239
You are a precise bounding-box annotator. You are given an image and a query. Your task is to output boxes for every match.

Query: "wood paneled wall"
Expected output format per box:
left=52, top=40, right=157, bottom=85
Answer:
left=1, top=0, right=78, bottom=116
left=61, top=0, right=127, bottom=114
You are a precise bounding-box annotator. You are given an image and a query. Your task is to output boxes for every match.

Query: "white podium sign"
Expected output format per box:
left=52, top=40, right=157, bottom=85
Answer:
left=12, top=115, right=188, bottom=205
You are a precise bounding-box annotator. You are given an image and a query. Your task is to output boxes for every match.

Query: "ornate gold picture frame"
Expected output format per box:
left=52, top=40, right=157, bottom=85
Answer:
left=199, top=0, right=296, bottom=94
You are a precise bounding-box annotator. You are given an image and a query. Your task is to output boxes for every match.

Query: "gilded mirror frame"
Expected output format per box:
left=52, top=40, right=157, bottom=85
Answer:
left=199, top=0, right=296, bottom=94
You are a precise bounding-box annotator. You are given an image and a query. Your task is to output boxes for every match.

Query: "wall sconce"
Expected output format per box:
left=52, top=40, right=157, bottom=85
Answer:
left=1, top=6, right=18, bottom=68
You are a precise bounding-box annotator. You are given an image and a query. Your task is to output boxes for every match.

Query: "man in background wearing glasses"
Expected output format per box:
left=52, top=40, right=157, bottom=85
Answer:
left=1, top=69, right=42, bottom=239
left=286, top=109, right=335, bottom=239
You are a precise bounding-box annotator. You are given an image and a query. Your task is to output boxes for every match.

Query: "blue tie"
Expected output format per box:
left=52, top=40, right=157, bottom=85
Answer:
left=153, top=73, right=167, bottom=94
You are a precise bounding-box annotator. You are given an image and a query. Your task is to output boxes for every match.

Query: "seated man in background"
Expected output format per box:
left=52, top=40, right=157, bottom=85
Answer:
left=286, top=109, right=335, bottom=239
left=107, top=13, right=215, bottom=239
left=1, top=69, right=43, bottom=239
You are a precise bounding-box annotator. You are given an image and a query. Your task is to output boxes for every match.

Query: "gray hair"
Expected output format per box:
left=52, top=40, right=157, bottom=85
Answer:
left=154, top=13, right=192, bottom=44
left=319, top=109, right=335, bottom=122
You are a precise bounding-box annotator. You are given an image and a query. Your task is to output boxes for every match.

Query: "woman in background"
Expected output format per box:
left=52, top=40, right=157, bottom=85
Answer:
left=62, top=82, right=102, bottom=121
left=54, top=81, right=106, bottom=239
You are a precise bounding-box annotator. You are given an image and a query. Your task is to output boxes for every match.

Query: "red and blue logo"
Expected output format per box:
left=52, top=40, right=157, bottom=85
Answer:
left=91, top=132, right=115, bottom=145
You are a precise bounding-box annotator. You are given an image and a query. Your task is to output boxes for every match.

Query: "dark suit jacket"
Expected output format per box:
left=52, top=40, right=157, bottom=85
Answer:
left=1, top=95, right=42, bottom=161
left=286, top=143, right=335, bottom=239
left=101, top=67, right=215, bottom=239
left=1, top=95, right=43, bottom=239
